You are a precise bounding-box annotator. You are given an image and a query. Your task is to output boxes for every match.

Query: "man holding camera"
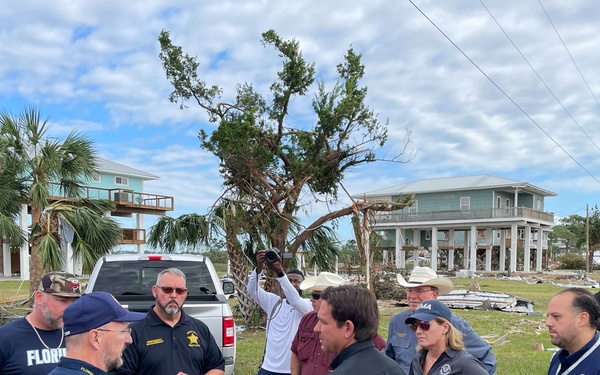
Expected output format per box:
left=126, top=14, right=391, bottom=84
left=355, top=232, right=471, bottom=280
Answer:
left=247, top=249, right=313, bottom=375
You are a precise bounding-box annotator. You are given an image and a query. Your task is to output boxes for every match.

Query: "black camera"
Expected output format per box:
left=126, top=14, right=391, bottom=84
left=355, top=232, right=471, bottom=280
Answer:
left=264, top=248, right=293, bottom=264
left=265, top=248, right=281, bottom=264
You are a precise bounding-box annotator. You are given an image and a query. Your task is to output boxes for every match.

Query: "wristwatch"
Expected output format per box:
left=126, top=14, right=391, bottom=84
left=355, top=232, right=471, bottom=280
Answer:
left=277, top=271, right=285, bottom=278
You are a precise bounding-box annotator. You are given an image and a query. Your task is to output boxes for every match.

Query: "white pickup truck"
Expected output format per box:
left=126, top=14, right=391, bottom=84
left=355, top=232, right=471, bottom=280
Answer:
left=85, top=253, right=236, bottom=375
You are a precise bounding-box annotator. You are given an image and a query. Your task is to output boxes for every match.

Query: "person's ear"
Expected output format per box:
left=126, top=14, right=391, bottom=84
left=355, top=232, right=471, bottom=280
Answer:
left=343, top=320, right=355, bottom=339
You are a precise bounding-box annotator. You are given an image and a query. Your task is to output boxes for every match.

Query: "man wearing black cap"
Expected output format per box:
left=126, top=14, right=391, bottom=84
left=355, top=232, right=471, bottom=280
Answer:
left=0, top=271, right=81, bottom=375
left=47, top=291, right=146, bottom=374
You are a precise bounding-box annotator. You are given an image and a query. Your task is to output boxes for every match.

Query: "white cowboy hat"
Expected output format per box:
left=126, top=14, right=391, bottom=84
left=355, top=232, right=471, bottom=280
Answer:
left=397, top=266, right=454, bottom=295
left=300, top=272, right=346, bottom=291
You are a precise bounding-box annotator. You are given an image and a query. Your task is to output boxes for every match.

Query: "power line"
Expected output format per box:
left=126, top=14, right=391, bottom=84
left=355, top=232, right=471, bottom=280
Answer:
left=538, top=0, right=600, bottom=112
left=407, top=0, right=600, bottom=185
left=479, top=0, right=600, bottom=154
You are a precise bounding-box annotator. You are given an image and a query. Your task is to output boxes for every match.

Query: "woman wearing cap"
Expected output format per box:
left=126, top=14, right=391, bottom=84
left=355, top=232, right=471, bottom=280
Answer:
left=404, top=300, right=487, bottom=375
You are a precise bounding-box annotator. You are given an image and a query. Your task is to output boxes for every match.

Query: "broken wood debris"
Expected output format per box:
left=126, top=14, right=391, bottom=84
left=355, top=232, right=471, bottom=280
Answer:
left=437, top=289, right=534, bottom=313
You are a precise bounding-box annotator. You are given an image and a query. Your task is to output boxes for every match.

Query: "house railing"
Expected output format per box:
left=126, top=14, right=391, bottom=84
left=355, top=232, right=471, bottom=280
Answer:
left=374, top=206, right=554, bottom=224
left=39, top=182, right=174, bottom=211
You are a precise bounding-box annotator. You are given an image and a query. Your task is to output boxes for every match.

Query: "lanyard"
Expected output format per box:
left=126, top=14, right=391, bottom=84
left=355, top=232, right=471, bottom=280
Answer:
left=554, top=336, right=600, bottom=375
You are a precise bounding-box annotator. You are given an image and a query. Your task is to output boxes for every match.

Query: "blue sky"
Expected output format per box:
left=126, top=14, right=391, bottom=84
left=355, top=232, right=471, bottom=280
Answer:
left=2, top=1, right=600, bottom=246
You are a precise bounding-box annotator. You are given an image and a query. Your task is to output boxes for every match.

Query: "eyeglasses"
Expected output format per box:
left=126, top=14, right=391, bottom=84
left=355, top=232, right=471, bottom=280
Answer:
left=156, top=285, right=188, bottom=295
left=406, top=288, right=435, bottom=295
left=311, top=292, right=321, bottom=300
left=96, top=327, right=132, bottom=335
left=410, top=321, right=431, bottom=332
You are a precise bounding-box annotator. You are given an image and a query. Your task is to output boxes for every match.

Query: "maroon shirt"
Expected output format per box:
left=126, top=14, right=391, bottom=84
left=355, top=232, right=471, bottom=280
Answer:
left=291, top=311, right=386, bottom=375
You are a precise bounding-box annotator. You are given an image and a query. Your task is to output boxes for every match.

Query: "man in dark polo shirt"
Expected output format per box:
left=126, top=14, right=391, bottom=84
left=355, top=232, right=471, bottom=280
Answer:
left=314, top=285, right=404, bottom=375
left=111, top=268, right=224, bottom=375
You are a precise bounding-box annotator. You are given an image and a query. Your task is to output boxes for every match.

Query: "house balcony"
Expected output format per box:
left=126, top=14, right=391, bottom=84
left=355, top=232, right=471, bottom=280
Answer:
left=373, top=207, right=554, bottom=227
left=44, top=183, right=174, bottom=217
left=119, top=228, right=146, bottom=245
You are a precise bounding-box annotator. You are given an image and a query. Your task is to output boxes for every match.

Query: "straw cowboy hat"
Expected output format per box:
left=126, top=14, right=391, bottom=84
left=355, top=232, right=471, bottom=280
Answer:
left=300, top=272, right=346, bottom=292
left=397, top=266, right=454, bottom=295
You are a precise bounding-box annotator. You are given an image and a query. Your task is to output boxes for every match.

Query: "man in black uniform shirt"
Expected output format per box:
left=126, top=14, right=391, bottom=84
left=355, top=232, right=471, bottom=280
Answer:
left=112, top=267, right=225, bottom=375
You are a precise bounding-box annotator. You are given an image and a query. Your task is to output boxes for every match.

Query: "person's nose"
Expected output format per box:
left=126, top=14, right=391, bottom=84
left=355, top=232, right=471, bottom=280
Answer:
left=314, top=321, right=322, bottom=333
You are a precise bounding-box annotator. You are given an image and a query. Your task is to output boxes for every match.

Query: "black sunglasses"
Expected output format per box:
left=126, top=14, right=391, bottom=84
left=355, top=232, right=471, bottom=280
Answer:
left=156, top=285, right=188, bottom=295
left=311, top=292, right=321, bottom=300
left=410, top=321, right=431, bottom=331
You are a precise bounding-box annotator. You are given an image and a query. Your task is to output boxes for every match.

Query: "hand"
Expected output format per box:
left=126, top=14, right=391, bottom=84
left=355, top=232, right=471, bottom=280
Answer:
left=266, top=255, right=284, bottom=274
left=176, top=372, right=188, bottom=375
left=256, top=250, right=266, bottom=274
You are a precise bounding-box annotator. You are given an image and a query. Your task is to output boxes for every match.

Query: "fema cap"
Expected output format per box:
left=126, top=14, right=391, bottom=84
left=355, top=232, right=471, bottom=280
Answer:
left=63, top=292, right=146, bottom=336
left=38, top=272, right=82, bottom=297
left=405, top=299, right=452, bottom=325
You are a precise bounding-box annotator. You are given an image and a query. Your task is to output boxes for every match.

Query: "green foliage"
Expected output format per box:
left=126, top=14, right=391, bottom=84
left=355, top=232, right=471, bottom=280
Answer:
left=557, top=252, right=586, bottom=269
left=0, top=107, right=121, bottom=294
left=157, top=28, right=398, bottom=257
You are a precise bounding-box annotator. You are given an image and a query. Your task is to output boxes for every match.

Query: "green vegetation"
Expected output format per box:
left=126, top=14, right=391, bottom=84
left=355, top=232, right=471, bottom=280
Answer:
left=558, top=253, right=586, bottom=270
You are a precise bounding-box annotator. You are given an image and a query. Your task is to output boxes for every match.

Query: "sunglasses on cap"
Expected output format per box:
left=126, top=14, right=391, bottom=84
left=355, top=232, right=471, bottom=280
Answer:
left=410, top=321, right=431, bottom=331
left=311, top=292, right=321, bottom=300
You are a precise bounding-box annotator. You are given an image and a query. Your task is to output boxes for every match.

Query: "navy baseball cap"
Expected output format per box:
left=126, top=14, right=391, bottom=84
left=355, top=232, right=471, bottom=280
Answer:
left=63, top=292, right=146, bottom=336
left=405, top=299, right=452, bottom=324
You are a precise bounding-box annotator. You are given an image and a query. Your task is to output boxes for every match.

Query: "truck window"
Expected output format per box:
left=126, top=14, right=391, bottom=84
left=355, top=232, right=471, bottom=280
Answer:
left=94, top=260, right=217, bottom=296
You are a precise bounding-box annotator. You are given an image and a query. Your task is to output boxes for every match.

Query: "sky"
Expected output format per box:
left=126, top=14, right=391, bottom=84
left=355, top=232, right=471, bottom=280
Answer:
left=2, top=1, right=600, bottom=248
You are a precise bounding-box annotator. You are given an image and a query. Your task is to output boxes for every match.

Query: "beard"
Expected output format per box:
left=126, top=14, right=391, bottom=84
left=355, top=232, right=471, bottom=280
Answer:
left=102, top=346, right=125, bottom=371
left=40, top=299, right=62, bottom=329
left=157, top=298, right=182, bottom=316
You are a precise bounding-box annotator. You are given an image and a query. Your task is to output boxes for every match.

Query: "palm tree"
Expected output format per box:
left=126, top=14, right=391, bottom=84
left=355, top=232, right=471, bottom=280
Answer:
left=0, top=146, right=26, bottom=252
left=32, top=199, right=122, bottom=273
left=0, top=107, right=120, bottom=297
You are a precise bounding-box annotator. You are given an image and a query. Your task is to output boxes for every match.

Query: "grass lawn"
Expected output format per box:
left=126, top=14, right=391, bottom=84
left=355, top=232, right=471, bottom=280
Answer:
left=2, top=271, right=596, bottom=374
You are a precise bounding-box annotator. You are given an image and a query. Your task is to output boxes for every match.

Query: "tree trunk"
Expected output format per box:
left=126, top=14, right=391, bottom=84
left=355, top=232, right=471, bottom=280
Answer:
left=29, top=207, right=43, bottom=307
left=225, top=233, right=257, bottom=326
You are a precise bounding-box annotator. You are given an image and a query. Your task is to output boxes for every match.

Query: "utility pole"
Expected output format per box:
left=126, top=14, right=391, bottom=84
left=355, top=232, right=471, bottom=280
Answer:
left=586, top=204, right=590, bottom=272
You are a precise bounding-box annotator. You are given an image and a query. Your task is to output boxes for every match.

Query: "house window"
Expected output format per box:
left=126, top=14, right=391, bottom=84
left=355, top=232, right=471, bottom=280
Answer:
left=537, top=199, right=542, bottom=210
left=409, top=200, right=418, bottom=215
left=497, top=196, right=501, bottom=208
left=460, top=197, right=470, bottom=212
left=91, top=173, right=101, bottom=183
left=506, top=198, right=510, bottom=207
left=425, top=230, right=431, bottom=240
left=115, top=176, right=129, bottom=186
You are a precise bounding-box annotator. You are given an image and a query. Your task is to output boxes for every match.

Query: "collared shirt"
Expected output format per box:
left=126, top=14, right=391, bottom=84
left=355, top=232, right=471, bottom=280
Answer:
left=408, top=347, right=487, bottom=375
left=291, top=311, right=387, bottom=375
left=247, top=269, right=312, bottom=373
left=547, top=332, right=600, bottom=375
left=47, top=357, right=107, bottom=375
left=385, top=309, right=497, bottom=375
left=0, top=317, right=66, bottom=375
left=112, top=307, right=225, bottom=375
left=330, top=340, right=405, bottom=375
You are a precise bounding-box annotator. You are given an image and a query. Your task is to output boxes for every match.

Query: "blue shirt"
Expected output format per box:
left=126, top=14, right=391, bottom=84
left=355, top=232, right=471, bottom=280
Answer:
left=0, top=317, right=66, bottom=375
left=547, top=332, right=600, bottom=375
left=385, top=309, right=496, bottom=375
left=408, top=347, right=487, bottom=375
left=47, top=357, right=107, bottom=375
